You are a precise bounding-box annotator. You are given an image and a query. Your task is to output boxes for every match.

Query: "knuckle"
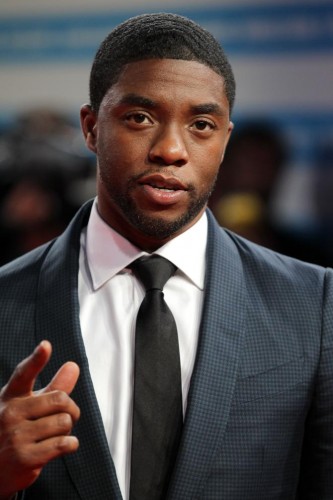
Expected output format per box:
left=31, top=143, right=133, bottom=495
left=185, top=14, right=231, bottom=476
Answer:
left=8, top=425, right=22, bottom=447
left=57, top=413, right=73, bottom=432
left=16, top=360, right=25, bottom=374
left=50, top=390, right=68, bottom=408
left=1, top=421, right=32, bottom=453
left=12, top=360, right=27, bottom=381
left=0, top=401, right=19, bottom=426
left=75, top=405, right=81, bottom=421
left=54, top=435, right=71, bottom=452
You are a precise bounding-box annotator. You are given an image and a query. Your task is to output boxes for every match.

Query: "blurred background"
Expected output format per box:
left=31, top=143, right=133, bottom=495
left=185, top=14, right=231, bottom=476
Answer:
left=0, top=0, right=332, bottom=266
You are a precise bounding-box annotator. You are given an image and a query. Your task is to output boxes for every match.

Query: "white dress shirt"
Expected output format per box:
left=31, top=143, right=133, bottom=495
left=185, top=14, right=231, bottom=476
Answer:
left=78, top=199, right=207, bottom=500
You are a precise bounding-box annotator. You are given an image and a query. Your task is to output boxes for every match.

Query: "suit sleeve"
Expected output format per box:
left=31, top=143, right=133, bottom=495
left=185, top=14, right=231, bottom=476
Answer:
left=297, top=268, right=333, bottom=498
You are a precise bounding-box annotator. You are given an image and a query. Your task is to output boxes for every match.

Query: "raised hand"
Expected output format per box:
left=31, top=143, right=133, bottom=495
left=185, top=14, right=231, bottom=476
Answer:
left=0, top=341, right=80, bottom=499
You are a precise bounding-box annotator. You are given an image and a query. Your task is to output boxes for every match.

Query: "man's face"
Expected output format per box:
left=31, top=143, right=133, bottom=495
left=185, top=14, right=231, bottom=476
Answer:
left=81, top=58, right=233, bottom=250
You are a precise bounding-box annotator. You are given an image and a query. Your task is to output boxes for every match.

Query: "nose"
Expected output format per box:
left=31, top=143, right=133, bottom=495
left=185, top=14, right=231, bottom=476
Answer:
left=148, top=124, right=189, bottom=167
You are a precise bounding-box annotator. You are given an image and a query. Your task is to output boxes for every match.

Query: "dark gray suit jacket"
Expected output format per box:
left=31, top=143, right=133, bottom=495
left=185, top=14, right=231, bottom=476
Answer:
left=0, top=200, right=332, bottom=499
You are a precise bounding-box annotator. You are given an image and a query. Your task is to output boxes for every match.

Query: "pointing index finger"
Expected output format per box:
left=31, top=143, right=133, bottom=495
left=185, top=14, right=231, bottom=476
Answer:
left=1, top=340, right=52, bottom=400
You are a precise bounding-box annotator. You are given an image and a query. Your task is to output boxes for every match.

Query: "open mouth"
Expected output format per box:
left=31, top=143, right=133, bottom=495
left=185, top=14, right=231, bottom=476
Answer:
left=149, top=184, right=180, bottom=192
left=138, top=174, right=188, bottom=206
left=139, top=174, right=187, bottom=192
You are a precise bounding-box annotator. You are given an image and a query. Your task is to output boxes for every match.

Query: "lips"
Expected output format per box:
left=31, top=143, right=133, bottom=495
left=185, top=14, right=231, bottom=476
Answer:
left=137, top=174, right=188, bottom=206
left=138, top=174, right=187, bottom=191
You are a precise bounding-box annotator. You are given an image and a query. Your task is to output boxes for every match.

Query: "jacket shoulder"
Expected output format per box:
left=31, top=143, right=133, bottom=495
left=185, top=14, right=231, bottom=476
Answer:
left=223, top=226, right=329, bottom=286
left=0, top=242, right=54, bottom=288
left=0, top=199, right=93, bottom=289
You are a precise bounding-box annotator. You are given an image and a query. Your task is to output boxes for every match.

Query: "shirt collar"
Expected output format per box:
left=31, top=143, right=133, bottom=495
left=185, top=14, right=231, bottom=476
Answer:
left=85, top=199, right=207, bottom=291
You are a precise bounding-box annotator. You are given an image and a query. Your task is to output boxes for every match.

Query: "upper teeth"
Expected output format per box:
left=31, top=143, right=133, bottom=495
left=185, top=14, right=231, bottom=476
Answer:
left=153, top=185, right=175, bottom=191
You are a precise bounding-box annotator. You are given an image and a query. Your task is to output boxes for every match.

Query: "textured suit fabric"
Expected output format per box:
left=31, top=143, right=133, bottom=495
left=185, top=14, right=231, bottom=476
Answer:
left=0, top=199, right=333, bottom=499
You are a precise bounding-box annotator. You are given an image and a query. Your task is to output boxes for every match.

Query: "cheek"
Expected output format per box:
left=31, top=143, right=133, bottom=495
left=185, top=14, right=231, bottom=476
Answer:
left=192, top=166, right=220, bottom=196
left=192, top=147, right=222, bottom=183
left=98, top=130, right=148, bottom=170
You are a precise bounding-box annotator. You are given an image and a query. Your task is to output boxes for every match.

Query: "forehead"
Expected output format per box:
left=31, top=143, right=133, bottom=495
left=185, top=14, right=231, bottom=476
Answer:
left=102, top=58, right=229, bottom=112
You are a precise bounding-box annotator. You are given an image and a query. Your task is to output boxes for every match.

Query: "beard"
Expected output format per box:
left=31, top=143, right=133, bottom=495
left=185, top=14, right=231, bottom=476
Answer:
left=102, top=170, right=218, bottom=241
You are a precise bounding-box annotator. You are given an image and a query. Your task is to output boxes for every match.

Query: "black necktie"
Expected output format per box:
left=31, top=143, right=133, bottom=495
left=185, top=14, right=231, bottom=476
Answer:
left=129, top=255, right=183, bottom=500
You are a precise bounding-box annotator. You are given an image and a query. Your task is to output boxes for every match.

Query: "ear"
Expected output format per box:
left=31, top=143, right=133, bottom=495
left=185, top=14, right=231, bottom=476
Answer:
left=220, top=121, right=234, bottom=163
left=80, top=104, right=98, bottom=154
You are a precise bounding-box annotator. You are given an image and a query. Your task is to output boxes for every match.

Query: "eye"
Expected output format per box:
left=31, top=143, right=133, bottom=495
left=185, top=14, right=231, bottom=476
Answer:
left=192, top=119, right=216, bottom=132
left=125, top=112, right=152, bottom=125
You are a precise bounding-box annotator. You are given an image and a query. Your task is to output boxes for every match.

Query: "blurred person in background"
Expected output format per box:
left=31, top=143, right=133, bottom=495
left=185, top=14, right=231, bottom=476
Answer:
left=0, top=108, right=96, bottom=264
left=209, top=121, right=325, bottom=264
left=209, top=121, right=287, bottom=249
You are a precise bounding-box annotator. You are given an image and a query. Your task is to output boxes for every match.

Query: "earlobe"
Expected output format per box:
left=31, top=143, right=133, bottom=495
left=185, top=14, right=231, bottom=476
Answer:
left=80, top=104, right=98, bottom=154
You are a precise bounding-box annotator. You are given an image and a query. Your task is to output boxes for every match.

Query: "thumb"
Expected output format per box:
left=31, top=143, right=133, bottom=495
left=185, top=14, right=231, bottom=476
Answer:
left=44, top=361, right=80, bottom=395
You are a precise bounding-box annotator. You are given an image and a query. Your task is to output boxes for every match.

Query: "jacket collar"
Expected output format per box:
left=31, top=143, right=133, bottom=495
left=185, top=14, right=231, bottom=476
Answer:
left=35, top=200, right=123, bottom=500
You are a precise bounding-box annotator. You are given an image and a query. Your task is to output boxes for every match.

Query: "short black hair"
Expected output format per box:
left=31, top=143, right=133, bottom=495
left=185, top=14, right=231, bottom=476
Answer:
left=89, top=12, right=236, bottom=114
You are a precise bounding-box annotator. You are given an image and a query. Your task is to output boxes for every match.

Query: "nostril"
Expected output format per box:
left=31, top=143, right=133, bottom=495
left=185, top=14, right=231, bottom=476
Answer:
left=149, top=155, right=187, bottom=168
left=149, top=128, right=189, bottom=166
left=148, top=149, right=189, bottom=167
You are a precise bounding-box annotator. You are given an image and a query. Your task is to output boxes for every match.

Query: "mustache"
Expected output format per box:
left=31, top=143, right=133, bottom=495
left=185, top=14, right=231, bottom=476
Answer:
left=128, top=168, right=194, bottom=191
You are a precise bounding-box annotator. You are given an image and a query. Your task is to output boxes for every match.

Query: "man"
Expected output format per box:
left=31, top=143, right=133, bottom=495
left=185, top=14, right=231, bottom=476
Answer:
left=0, top=12, right=332, bottom=500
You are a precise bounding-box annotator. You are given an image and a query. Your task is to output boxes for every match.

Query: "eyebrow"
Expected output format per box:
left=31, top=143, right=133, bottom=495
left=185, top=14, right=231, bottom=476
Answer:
left=118, top=93, right=156, bottom=108
left=190, top=103, right=226, bottom=117
left=117, top=93, right=227, bottom=116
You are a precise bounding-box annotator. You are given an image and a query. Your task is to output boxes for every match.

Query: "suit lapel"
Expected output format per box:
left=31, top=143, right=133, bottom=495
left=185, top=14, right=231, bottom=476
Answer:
left=168, top=210, right=247, bottom=499
left=35, top=201, right=123, bottom=500
left=34, top=203, right=246, bottom=499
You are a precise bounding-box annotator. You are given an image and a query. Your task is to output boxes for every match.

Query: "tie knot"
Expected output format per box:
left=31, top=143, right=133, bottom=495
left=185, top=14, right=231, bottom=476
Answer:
left=130, top=255, right=177, bottom=291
